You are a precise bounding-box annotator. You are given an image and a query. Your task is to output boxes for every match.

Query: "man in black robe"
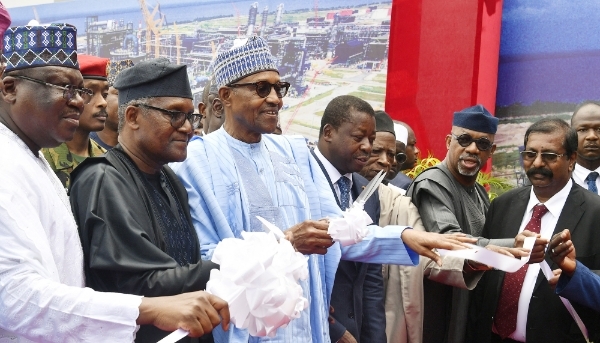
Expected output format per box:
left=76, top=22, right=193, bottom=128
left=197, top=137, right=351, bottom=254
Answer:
left=70, top=58, right=218, bottom=343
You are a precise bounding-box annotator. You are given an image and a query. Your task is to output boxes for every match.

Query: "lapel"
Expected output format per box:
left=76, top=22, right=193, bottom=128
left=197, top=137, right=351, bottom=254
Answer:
left=495, top=187, right=531, bottom=239
left=554, top=184, right=585, bottom=238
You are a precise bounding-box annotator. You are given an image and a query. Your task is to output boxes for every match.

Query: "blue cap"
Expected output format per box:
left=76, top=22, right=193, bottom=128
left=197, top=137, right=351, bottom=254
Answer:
left=2, top=24, right=78, bottom=72
left=452, top=104, right=498, bottom=134
left=212, top=36, right=278, bottom=87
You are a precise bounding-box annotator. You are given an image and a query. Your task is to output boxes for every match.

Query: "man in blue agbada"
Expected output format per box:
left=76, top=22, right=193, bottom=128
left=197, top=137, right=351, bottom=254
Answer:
left=172, top=36, right=472, bottom=343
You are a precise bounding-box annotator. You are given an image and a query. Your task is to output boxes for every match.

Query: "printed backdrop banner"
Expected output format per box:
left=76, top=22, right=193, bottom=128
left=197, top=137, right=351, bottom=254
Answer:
left=8, top=0, right=393, bottom=143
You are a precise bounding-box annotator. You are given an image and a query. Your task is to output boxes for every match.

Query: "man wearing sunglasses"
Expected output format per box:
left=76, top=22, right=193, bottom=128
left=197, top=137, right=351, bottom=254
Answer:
left=468, top=118, right=600, bottom=343
left=406, top=104, right=517, bottom=343
left=41, top=54, right=110, bottom=190
left=0, top=25, right=228, bottom=342
left=387, top=120, right=413, bottom=191
left=174, top=36, right=474, bottom=343
left=69, top=57, right=225, bottom=342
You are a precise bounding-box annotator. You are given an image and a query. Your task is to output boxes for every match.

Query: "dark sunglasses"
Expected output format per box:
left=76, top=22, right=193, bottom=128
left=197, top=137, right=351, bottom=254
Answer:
left=396, top=152, right=407, bottom=165
left=452, top=133, right=493, bottom=151
left=13, top=75, right=93, bottom=104
left=228, top=80, right=290, bottom=98
left=520, top=150, right=566, bottom=163
left=134, top=104, right=201, bottom=129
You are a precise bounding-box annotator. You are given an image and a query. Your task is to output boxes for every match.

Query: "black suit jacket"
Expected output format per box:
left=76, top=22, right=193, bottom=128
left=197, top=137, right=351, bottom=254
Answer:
left=467, top=183, right=600, bottom=343
left=311, top=151, right=386, bottom=343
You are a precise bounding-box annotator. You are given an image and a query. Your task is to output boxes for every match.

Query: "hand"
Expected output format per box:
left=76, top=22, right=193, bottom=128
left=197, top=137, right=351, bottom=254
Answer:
left=486, top=245, right=531, bottom=259
left=328, top=305, right=335, bottom=325
left=548, top=268, right=562, bottom=290
left=514, top=230, right=548, bottom=264
left=401, top=230, right=475, bottom=266
left=548, top=228, right=577, bottom=277
left=137, top=291, right=230, bottom=337
left=284, top=219, right=333, bottom=255
left=338, top=330, right=358, bottom=343
left=464, top=245, right=530, bottom=271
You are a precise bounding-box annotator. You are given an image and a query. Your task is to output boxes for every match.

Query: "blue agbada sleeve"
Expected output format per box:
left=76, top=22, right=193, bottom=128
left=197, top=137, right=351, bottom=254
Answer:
left=556, top=261, right=600, bottom=312
left=293, top=138, right=418, bottom=266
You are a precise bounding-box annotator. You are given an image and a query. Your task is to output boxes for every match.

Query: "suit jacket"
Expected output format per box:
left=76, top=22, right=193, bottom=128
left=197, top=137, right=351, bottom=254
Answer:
left=311, top=150, right=386, bottom=343
left=330, top=173, right=385, bottom=343
left=467, top=183, right=600, bottom=343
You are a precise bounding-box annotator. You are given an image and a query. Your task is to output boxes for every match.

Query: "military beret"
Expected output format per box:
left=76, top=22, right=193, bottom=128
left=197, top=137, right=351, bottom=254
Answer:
left=113, top=57, right=192, bottom=105
left=78, top=54, right=109, bottom=80
left=452, top=104, right=498, bottom=134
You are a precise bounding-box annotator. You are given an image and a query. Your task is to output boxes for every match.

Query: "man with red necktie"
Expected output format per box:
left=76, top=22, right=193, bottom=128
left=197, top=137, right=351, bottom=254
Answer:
left=467, top=118, right=600, bottom=343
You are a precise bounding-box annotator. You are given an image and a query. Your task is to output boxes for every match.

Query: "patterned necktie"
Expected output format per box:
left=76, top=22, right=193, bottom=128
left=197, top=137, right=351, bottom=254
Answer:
left=586, top=172, right=599, bottom=194
left=494, top=203, right=549, bottom=339
left=337, top=176, right=351, bottom=211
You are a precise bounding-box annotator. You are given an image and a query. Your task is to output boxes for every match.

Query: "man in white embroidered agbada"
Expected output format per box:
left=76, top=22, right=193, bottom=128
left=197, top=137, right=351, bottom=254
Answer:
left=0, top=23, right=229, bottom=342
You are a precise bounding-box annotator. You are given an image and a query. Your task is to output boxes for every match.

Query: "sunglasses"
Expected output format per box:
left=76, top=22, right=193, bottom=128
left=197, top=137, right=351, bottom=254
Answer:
left=451, top=133, right=493, bottom=151
left=134, top=104, right=201, bottom=129
left=520, top=150, right=566, bottom=163
left=396, top=152, right=407, bottom=165
left=13, top=75, right=93, bottom=104
left=228, top=80, right=291, bottom=98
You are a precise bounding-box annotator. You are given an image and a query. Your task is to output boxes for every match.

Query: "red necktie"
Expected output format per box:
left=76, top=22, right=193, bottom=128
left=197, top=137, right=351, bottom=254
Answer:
left=494, top=203, right=548, bottom=339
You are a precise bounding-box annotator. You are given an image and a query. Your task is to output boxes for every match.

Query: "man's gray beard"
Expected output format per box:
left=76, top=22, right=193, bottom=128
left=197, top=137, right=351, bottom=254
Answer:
left=457, top=155, right=481, bottom=176
left=457, top=162, right=480, bottom=176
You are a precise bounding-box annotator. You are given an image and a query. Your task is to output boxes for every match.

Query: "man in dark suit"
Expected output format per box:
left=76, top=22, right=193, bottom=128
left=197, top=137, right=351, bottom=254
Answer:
left=468, top=118, right=600, bottom=343
left=313, top=95, right=386, bottom=343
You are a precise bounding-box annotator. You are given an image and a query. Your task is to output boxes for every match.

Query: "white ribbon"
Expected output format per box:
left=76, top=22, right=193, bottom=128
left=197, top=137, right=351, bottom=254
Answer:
left=540, top=261, right=591, bottom=343
left=438, top=237, right=537, bottom=272
left=328, top=203, right=373, bottom=247
left=205, top=229, right=309, bottom=337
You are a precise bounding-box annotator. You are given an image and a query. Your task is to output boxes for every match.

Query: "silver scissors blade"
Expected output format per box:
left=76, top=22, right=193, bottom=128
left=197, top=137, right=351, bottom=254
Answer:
left=353, top=170, right=385, bottom=206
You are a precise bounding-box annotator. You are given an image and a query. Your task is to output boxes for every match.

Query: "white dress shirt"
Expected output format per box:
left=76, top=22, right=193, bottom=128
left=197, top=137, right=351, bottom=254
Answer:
left=508, top=179, right=572, bottom=341
left=313, top=147, right=353, bottom=201
left=573, top=162, right=600, bottom=193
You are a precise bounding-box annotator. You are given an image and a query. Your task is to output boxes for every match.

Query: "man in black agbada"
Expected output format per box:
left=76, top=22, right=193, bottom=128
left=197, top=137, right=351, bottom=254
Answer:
left=70, top=58, right=218, bottom=343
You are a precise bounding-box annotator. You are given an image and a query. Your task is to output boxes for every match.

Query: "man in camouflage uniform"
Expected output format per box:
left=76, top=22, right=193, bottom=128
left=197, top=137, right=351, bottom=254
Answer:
left=42, top=54, right=109, bottom=189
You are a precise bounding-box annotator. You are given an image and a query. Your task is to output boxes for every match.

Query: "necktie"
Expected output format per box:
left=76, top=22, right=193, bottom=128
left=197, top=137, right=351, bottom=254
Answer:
left=586, top=172, right=599, bottom=194
left=337, top=176, right=351, bottom=211
left=494, top=203, right=548, bottom=339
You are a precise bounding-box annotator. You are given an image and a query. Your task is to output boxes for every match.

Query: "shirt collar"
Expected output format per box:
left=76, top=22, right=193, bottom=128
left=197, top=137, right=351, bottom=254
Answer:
left=526, top=179, right=572, bottom=219
left=313, top=147, right=353, bottom=184
left=574, top=162, right=600, bottom=180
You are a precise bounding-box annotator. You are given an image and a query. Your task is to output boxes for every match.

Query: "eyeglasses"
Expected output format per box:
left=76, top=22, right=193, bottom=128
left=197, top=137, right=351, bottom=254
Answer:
left=12, top=75, right=93, bottom=104
left=452, top=133, right=494, bottom=151
left=134, top=104, right=201, bottom=129
left=520, top=150, right=566, bottom=163
left=228, top=80, right=291, bottom=98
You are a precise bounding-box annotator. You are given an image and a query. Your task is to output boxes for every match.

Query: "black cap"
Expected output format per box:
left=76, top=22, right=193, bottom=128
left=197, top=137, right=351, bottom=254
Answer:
left=374, top=110, right=395, bottom=136
left=114, top=57, right=192, bottom=105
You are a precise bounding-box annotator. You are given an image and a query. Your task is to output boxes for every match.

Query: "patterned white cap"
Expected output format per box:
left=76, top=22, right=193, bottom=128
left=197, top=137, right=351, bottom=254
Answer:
left=213, top=36, right=278, bottom=87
